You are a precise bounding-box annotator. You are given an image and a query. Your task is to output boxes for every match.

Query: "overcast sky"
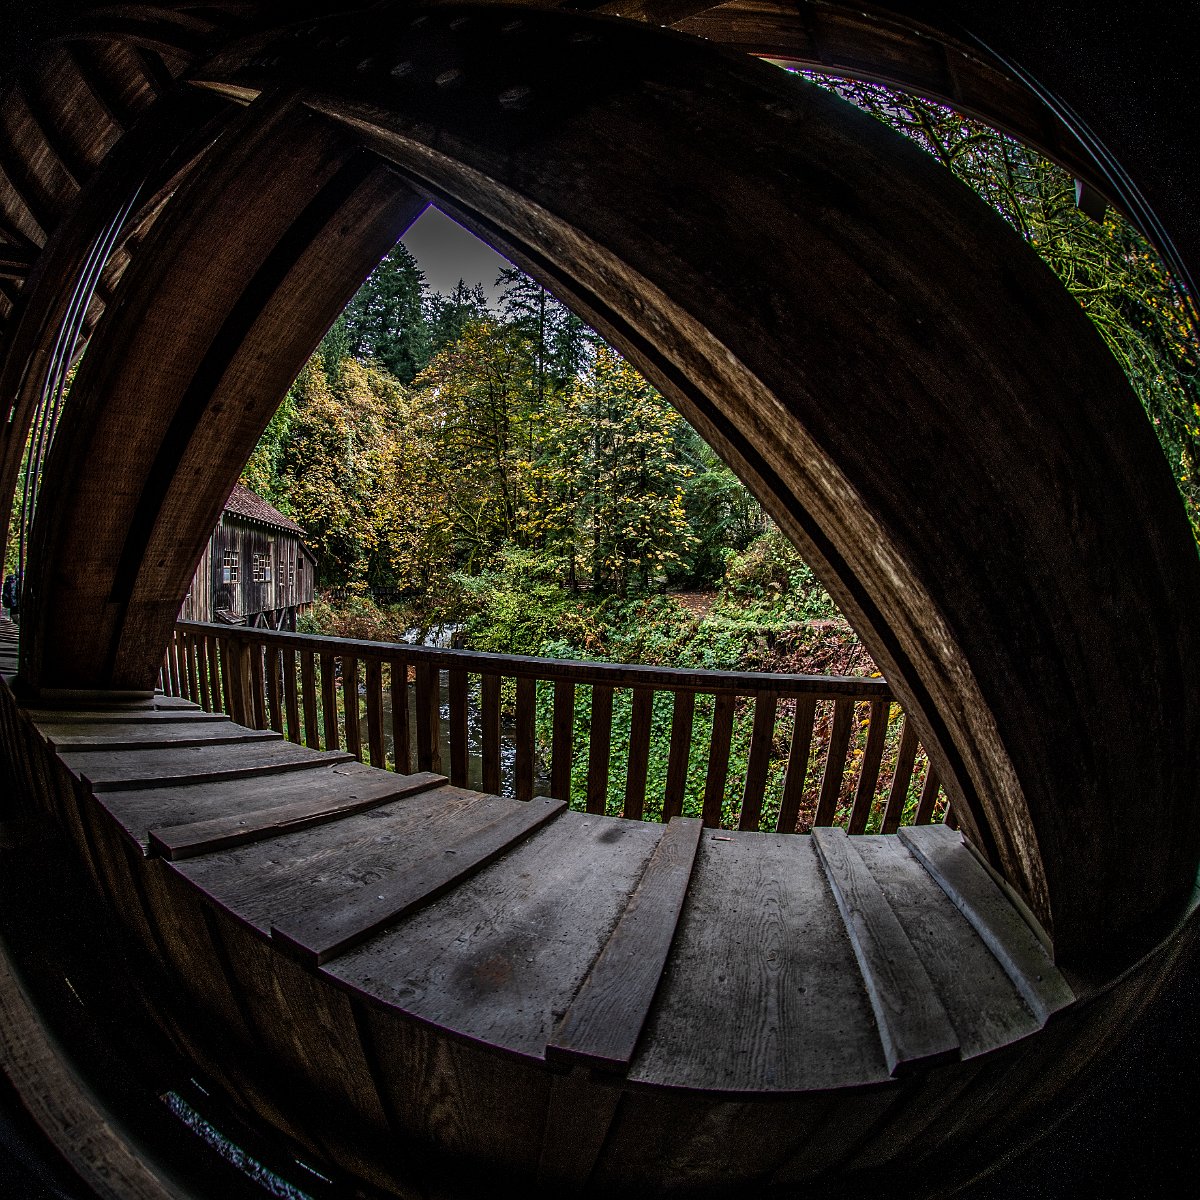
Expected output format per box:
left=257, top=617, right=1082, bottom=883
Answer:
left=399, top=205, right=514, bottom=306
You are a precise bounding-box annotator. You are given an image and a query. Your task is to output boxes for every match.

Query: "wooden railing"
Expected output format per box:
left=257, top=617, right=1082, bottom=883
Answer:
left=163, top=621, right=950, bottom=835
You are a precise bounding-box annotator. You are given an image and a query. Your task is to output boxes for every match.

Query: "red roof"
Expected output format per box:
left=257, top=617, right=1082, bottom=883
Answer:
left=224, top=483, right=304, bottom=535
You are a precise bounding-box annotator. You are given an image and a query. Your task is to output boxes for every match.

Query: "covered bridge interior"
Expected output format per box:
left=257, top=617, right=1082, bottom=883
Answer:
left=1, top=2, right=1199, bottom=1197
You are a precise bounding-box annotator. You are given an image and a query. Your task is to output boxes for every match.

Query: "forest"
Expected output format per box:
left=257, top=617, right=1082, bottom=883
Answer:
left=237, top=74, right=1199, bottom=680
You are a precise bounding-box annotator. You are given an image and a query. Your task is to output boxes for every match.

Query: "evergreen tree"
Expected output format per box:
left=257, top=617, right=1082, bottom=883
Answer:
left=341, top=242, right=431, bottom=384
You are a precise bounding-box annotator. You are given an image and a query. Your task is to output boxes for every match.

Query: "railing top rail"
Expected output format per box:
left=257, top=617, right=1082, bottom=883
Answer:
left=176, top=620, right=894, bottom=700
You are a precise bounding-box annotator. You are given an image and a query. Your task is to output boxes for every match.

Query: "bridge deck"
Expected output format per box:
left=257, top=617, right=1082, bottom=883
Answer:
left=0, top=638, right=1080, bottom=1191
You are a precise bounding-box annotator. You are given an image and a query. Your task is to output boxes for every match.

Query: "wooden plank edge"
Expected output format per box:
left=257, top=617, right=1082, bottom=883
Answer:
left=270, top=796, right=568, bottom=967
left=74, top=751, right=357, bottom=792
left=148, top=771, right=448, bottom=860
left=897, top=824, right=1074, bottom=1024
left=546, top=816, right=703, bottom=1073
left=42, top=729, right=282, bottom=752
left=813, top=827, right=960, bottom=1076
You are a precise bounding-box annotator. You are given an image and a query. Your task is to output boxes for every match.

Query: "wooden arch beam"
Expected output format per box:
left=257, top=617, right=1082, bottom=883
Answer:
left=13, top=4, right=1200, bottom=971
left=20, top=94, right=423, bottom=696
left=185, top=5, right=1198, bottom=969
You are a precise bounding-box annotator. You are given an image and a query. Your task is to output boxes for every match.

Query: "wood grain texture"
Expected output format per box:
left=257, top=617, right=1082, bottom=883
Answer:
left=59, top=739, right=351, bottom=791
left=899, top=824, right=1074, bottom=1023
left=272, top=795, right=567, bottom=964
left=171, top=784, right=515, bottom=934
left=148, top=770, right=446, bottom=860
left=547, top=816, right=702, bottom=1071
left=95, top=758, right=415, bottom=854
left=40, top=719, right=281, bottom=751
left=629, top=832, right=890, bottom=1091
left=812, top=826, right=959, bottom=1074
left=327, top=810, right=663, bottom=1061
left=852, top=835, right=1040, bottom=1058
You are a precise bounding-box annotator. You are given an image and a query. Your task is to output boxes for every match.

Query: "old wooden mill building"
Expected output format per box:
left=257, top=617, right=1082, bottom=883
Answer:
left=179, top=483, right=316, bottom=630
left=1, top=3, right=1199, bottom=1198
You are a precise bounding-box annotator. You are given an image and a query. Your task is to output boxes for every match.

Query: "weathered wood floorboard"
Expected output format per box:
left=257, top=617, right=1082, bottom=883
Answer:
left=852, top=835, right=1040, bottom=1057
left=899, top=824, right=1074, bottom=1023
left=548, top=816, right=702, bottom=1072
left=272, top=795, right=567, bottom=965
left=813, top=826, right=960, bottom=1074
left=94, top=759, right=400, bottom=853
left=326, top=811, right=663, bottom=1062
left=629, top=832, right=892, bottom=1092
left=41, top=719, right=280, bottom=751
left=60, top=739, right=352, bottom=791
left=149, top=769, right=447, bottom=860
left=15, top=690, right=1074, bottom=1122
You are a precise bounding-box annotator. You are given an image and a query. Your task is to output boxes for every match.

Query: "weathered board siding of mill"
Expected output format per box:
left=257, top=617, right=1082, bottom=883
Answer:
left=179, top=483, right=315, bottom=630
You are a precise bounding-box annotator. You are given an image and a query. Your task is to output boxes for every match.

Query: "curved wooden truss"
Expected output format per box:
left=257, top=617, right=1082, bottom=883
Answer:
left=1, top=3, right=1198, bottom=1196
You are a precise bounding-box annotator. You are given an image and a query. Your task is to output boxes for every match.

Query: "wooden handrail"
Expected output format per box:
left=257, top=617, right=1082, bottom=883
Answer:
left=163, top=620, right=948, bottom=835
left=174, top=621, right=892, bottom=698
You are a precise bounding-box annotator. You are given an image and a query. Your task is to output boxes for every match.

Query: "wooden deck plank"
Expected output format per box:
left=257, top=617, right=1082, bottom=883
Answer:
left=812, top=827, right=960, bottom=1075
left=898, top=824, right=1074, bottom=1024
left=59, top=739, right=351, bottom=792
left=628, top=831, right=891, bottom=1092
left=39, top=720, right=281, bottom=751
left=25, top=708, right=230, bottom=725
left=547, top=817, right=702, bottom=1072
left=171, top=785, right=548, bottom=938
left=95, top=759, right=413, bottom=854
left=148, top=770, right=446, bottom=860
left=851, top=836, right=1040, bottom=1057
left=272, top=795, right=568, bottom=965
left=327, top=811, right=663, bottom=1062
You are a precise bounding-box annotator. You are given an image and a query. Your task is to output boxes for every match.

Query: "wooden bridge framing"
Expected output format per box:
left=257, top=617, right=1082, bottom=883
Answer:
left=1, top=3, right=1199, bottom=1197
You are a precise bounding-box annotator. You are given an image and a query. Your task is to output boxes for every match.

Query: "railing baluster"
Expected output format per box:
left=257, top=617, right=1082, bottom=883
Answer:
left=248, top=640, right=267, bottom=730
left=195, top=633, right=211, bottom=711
left=587, top=684, right=614, bottom=815
left=776, top=696, right=816, bottom=833
left=281, top=646, right=300, bottom=742
left=366, top=657, right=385, bottom=769
left=702, top=692, right=735, bottom=828
left=448, top=667, right=469, bottom=786
left=663, top=691, right=696, bottom=822
left=320, top=650, right=339, bottom=751
left=300, top=649, right=319, bottom=748
left=167, top=630, right=182, bottom=698
left=515, top=676, right=536, bottom=801
left=624, top=687, right=654, bottom=821
left=342, top=654, right=362, bottom=761
left=480, top=672, right=500, bottom=794
left=881, top=716, right=919, bottom=834
left=206, top=635, right=222, bottom=713
left=848, top=699, right=889, bottom=834
left=914, top=761, right=942, bottom=825
left=813, top=698, right=854, bottom=827
left=551, top=679, right=575, bottom=802
left=739, top=692, right=777, bottom=831
left=390, top=659, right=411, bottom=774
left=414, top=663, right=439, bottom=773
left=265, top=643, right=283, bottom=734
left=171, top=621, right=919, bottom=838
left=185, top=631, right=200, bottom=704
